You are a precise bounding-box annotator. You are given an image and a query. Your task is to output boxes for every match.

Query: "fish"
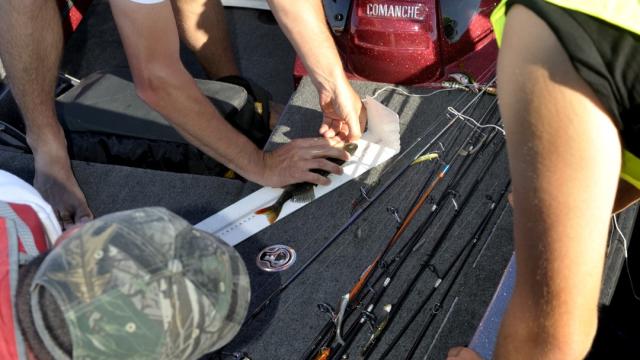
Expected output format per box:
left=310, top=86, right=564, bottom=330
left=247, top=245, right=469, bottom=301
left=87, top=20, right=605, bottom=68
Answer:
left=256, top=143, right=358, bottom=224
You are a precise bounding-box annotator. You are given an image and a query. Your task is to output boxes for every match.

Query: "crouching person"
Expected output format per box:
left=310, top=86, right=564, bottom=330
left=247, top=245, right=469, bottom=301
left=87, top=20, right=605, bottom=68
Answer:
left=0, top=179, right=250, bottom=359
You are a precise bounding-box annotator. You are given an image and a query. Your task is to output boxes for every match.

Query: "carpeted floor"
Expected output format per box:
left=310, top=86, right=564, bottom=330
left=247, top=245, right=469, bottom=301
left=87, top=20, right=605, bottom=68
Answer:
left=2, top=2, right=638, bottom=359
left=1, top=77, right=515, bottom=360
left=213, top=78, right=513, bottom=360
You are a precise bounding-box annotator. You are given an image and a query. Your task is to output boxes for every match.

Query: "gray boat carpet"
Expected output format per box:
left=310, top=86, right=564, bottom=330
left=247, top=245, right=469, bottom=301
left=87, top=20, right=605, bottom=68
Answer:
left=0, top=150, right=248, bottom=223
left=2, top=2, right=637, bottom=358
left=222, top=78, right=513, bottom=360
left=0, top=78, right=514, bottom=360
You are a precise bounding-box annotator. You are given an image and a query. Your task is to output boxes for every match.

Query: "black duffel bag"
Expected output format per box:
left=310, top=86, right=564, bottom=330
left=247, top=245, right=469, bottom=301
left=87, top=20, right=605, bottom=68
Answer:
left=56, top=68, right=272, bottom=177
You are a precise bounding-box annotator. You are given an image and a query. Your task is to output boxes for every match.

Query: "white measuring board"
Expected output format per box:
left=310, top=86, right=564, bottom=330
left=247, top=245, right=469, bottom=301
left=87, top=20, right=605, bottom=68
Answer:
left=195, top=97, right=400, bottom=246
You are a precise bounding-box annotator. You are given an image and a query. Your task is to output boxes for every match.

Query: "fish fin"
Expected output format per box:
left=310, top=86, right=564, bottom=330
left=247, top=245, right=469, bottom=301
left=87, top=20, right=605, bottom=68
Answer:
left=344, top=143, right=358, bottom=155
left=291, top=188, right=316, bottom=203
left=255, top=203, right=283, bottom=224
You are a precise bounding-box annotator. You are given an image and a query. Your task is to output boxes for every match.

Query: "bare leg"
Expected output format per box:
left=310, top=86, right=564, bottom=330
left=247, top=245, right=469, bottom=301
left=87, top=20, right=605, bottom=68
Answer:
left=0, top=0, right=93, bottom=228
left=495, top=5, right=622, bottom=359
left=170, top=0, right=282, bottom=127
left=171, top=0, right=239, bottom=79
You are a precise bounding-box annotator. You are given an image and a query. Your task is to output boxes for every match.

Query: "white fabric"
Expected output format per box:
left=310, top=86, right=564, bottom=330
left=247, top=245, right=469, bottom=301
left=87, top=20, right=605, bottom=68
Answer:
left=0, top=171, right=62, bottom=243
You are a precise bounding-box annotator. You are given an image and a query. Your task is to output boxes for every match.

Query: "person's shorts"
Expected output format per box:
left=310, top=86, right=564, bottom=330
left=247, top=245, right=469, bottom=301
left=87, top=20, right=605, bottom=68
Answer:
left=508, top=0, right=640, bottom=189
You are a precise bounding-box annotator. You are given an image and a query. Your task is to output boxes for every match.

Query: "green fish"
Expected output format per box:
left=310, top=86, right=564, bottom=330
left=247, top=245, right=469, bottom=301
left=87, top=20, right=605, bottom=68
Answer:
left=256, top=143, right=358, bottom=223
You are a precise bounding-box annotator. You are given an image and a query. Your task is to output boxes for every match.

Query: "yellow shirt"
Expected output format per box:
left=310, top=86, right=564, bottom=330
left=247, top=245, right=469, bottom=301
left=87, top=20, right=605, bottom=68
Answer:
left=490, top=0, right=640, bottom=189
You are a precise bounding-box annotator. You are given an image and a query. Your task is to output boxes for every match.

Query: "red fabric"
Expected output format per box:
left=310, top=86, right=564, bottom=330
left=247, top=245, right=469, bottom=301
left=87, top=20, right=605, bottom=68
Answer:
left=0, top=218, right=18, bottom=359
left=56, top=0, right=93, bottom=39
left=8, top=203, right=50, bottom=255
left=0, top=202, right=51, bottom=359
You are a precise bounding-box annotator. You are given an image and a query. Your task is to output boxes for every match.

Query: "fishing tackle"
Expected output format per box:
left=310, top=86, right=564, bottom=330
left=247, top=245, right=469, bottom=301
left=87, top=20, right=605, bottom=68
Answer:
left=333, top=162, right=451, bottom=346
left=248, top=93, right=476, bottom=322
left=376, top=180, right=510, bottom=359
left=358, top=139, right=506, bottom=359
left=333, top=131, right=504, bottom=360
left=248, top=74, right=497, bottom=326
left=410, top=152, right=439, bottom=165
left=305, top=101, right=501, bottom=360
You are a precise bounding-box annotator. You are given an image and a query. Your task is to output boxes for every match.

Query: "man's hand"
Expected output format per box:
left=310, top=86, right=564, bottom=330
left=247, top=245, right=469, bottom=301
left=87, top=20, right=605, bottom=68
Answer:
left=258, top=137, right=350, bottom=188
left=268, top=0, right=366, bottom=142
left=318, top=80, right=367, bottom=143
left=30, top=131, right=93, bottom=230
left=447, top=347, right=483, bottom=360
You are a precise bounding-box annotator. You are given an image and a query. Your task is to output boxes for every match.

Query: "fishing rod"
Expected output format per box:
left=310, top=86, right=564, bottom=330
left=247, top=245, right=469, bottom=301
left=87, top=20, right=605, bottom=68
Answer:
left=404, top=179, right=510, bottom=359
left=248, top=86, right=491, bottom=322
left=320, top=102, right=500, bottom=358
left=303, top=143, right=470, bottom=360
left=351, top=70, right=498, bottom=215
left=302, top=116, right=484, bottom=359
left=306, top=102, right=501, bottom=360
left=358, top=137, right=506, bottom=359
left=379, top=179, right=510, bottom=359
left=329, top=118, right=483, bottom=346
left=301, top=97, right=500, bottom=360
left=301, top=107, right=496, bottom=359
left=332, top=124, right=499, bottom=358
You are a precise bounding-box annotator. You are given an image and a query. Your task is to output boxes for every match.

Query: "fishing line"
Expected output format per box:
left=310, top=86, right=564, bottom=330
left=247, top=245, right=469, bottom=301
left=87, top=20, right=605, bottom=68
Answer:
left=612, top=214, right=640, bottom=301
left=0, top=83, right=10, bottom=100
left=422, top=296, right=458, bottom=360
left=326, top=101, right=502, bottom=360
left=447, top=106, right=506, bottom=136
left=472, top=204, right=509, bottom=269
left=247, top=81, right=493, bottom=324
left=361, top=136, right=506, bottom=360
left=354, top=64, right=498, bottom=205
left=401, top=180, right=511, bottom=360
left=352, top=88, right=490, bottom=211
left=368, top=61, right=497, bottom=164
left=320, top=88, right=495, bottom=357
left=371, top=86, right=458, bottom=100
left=233, top=66, right=499, bottom=359
left=298, top=94, right=498, bottom=360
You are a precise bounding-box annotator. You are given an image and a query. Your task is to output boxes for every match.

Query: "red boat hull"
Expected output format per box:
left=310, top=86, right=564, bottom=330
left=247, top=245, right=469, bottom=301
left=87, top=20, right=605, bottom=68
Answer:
left=294, top=0, right=498, bottom=86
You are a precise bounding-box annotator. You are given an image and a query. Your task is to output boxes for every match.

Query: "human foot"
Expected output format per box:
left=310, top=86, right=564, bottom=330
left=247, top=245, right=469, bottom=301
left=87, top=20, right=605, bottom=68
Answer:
left=32, top=147, right=93, bottom=230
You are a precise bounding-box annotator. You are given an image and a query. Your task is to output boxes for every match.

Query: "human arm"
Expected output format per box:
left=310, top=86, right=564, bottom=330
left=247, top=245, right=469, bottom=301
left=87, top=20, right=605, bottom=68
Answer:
left=108, top=0, right=348, bottom=187
left=494, top=5, right=620, bottom=359
left=267, top=0, right=366, bottom=142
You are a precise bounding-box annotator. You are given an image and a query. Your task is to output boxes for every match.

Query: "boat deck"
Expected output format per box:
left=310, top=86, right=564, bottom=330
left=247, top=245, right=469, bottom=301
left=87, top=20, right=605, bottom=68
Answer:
left=1, top=2, right=639, bottom=359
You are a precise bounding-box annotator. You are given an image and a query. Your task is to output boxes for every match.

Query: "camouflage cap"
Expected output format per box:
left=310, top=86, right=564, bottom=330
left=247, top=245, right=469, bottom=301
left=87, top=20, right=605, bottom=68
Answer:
left=30, top=207, right=250, bottom=360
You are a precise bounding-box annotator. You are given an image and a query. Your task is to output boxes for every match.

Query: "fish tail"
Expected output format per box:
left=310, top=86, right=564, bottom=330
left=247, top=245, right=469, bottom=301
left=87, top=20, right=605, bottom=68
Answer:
left=255, top=203, right=283, bottom=224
